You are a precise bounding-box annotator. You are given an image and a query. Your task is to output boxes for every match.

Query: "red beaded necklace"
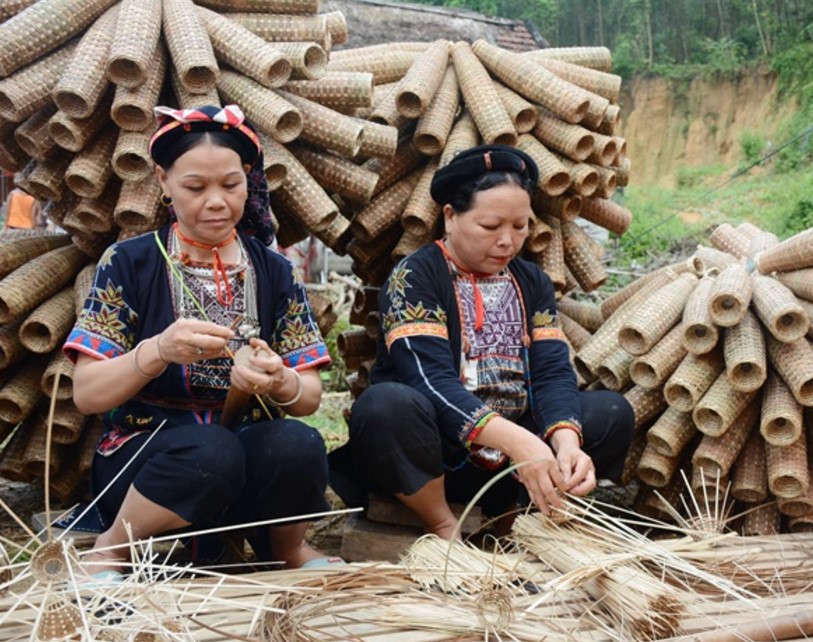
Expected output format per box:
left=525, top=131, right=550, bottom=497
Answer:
left=173, top=222, right=237, bottom=305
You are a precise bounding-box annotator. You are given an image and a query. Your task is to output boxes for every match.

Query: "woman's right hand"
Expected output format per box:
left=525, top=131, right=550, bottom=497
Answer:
left=155, top=318, right=234, bottom=365
left=508, top=431, right=569, bottom=514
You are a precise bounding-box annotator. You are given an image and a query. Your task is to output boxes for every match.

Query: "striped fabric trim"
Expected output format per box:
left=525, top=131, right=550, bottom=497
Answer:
left=532, top=327, right=566, bottom=341
left=543, top=420, right=583, bottom=445
left=385, top=322, right=448, bottom=350
left=463, top=409, right=499, bottom=449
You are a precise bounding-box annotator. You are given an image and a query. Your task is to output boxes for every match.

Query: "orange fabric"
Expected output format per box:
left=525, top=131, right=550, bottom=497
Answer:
left=5, top=191, right=36, bottom=229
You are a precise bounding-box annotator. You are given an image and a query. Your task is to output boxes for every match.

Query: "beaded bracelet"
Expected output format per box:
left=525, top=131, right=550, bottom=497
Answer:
left=132, top=339, right=169, bottom=379
left=272, top=368, right=304, bottom=407
left=544, top=422, right=583, bottom=446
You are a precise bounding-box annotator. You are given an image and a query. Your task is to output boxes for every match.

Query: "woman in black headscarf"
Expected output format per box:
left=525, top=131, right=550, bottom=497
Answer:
left=65, top=105, right=339, bottom=578
left=330, top=144, right=634, bottom=539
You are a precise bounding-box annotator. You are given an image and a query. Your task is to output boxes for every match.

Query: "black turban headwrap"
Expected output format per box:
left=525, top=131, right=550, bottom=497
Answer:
left=429, top=144, right=539, bottom=207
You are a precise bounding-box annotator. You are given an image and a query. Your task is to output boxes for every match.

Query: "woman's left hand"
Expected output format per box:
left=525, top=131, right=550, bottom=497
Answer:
left=554, top=443, right=596, bottom=496
left=230, top=337, right=294, bottom=400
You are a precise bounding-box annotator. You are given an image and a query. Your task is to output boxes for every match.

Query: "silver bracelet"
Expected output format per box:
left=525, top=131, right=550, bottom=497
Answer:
left=272, top=368, right=304, bottom=406
left=132, top=339, right=168, bottom=379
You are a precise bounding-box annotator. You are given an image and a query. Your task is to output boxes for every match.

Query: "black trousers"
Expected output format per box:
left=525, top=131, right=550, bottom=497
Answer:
left=329, top=383, right=634, bottom=517
left=92, top=419, right=330, bottom=533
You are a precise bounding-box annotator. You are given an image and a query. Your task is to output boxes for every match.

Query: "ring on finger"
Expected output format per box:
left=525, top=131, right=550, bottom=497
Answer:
left=196, top=346, right=204, bottom=356
left=252, top=383, right=259, bottom=392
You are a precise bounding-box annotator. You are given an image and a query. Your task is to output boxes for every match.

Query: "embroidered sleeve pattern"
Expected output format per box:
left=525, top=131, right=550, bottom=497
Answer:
left=531, top=309, right=566, bottom=342
left=64, top=246, right=138, bottom=361
left=461, top=408, right=499, bottom=449
left=543, top=419, right=584, bottom=445
left=272, top=275, right=331, bottom=369
left=383, top=264, right=449, bottom=350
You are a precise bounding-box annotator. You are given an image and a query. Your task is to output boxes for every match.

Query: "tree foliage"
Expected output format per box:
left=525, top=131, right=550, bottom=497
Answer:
left=412, top=0, right=813, bottom=75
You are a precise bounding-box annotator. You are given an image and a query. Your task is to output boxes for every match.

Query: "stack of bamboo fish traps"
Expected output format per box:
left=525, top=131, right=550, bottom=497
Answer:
left=558, top=222, right=813, bottom=535
left=0, top=0, right=632, bottom=501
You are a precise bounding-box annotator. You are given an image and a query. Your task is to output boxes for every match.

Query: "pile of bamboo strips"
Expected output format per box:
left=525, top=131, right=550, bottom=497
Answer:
left=558, top=222, right=813, bottom=535
left=0, top=0, right=632, bottom=499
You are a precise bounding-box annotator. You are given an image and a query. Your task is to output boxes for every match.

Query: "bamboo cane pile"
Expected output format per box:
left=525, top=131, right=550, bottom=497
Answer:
left=0, top=0, right=633, bottom=500
left=558, top=222, right=813, bottom=536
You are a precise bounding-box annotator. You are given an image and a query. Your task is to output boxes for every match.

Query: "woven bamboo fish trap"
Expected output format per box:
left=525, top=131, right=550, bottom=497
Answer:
left=663, top=347, right=726, bottom=413
left=524, top=55, right=622, bottom=103
left=766, top=335, right=813, bottom=406
left=578, top=197, right=631, bottom=236
left=15, top=104, right=58, bottom=162
left=195, top=0, right=320, bottom=13
left=756, top=227, right=813, bottom=274
left=561, top=219, right=607, bottom=292
left=41, top=350, right=75, bottom=401
left=163, top=0, right=219, bottom=92
left=49, top=91, right=113, bottom=152
left=291, top=143, right=379, bottom=204
left=492, top=82, right=537, bottom=134
left=681, top=276, right=719, bottom=355
left=730, top=429, right=768, bottom=503
left=629, top=324, right=687, bottom=390
left=276, top=89, right=365, bottom=157
left=0, top=43, right=76, bottom=122
left=394, top=40, right=450, bottom=119
left=766, top=430, right=809, bottom=499
left=351, top=169, right=421, bottom=243
left=111, top=44, right=167, bottom=132
left=283, top=72, right=374, bottom=111
left=451, top=42, right=516, bottom=147
left=709, top=222, right=750, bottom=259
left=19, top=287, right=75, bottom=354
left=774, top=267, right=813, bottom=301
left=760, top=371, right=804, bottom=447
left=413, top=65, right=459, bottom=156
left=750, top=273, right=809, bottom=343
left=111, top=126, right=152, bottom=182
left=107, top=0, right=162, bottom=89
left=64, top=122, right=117, bottom=199
left=692, top=370, right=758, bottom=438
left=532, top=191, right=582, bottom=221
left=637, top=443, right=680, bottom=487
left=693, top=398, right=759, bottom=478
left=536, top=215, right=566, bottom=292
left=723, top=309, right=767, bottom=392
left=113, top=176, right=164, bottom=233
left=401, top=157, right=440, bottom=237
left=708, top=263, right=752, bottom=327
left=646, top=406, right=697, bottom=458
left=515, top=133, right=571, bottom=197
left=554, top=155, right=599, bottom=196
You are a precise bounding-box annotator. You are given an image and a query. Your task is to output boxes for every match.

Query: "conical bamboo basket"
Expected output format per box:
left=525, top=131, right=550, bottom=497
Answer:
left=636, top=443, right=679, bottom=488
left=595, top=346, right=633, bottom=391
left=0, top=0, right=38, bottom=23
left=558, top=312, right=592, bottom=351
left=774, top=267, right=813, bottom=302
left=630, top=324, right=687, bottom=390
left=41, top=347, right=75, bottom=401
left=71, top=180, right=121, bottom=233
left=0, top=355, right=47, bottom=424
left=740, top=502, right=781, bottom=536
left=269, top=42, right=328, bottom=80
left=619, top=272, right=698, bottom=356
left=257, top=132, right=291, bottom=191
left=708, top=263, right=752, bottom=327
left=578, top=197, right=631, bottom=236
left=111, top=125, right=153, bottom=182
left=22, top=417, right=62, bottom=478
left=692, top=370, right=758, bottom=438
left=585, top=133, right=619, bottom=167
left=113, top=175, right=164, bottom=233
left=270, top=146, right=339, bottom=233
left=492, top=82, right=537, bottom=134
left=723, top=309, right=767, bottom=392
left=196, top=0, right=320, bottom=13
left=0, top=418, right=35, bottom=482
left=693, top=244, right=739, bottom=270
left=351, top=169, right=420, bottom=243
left=624, top=385, right=667, bottom=431
left=438, top=110, right=480, bottom=166
left=590, top=162, right=617, bottom=199
left=0, top=234, right=72, bottom=279
left=52, top=4, right=119, bottom=118
left=747, top=230, right=779, bottom=258
left=48, top=90, right=113, bottom=152
left=217, top=70, right=303, bottom=143
left=107, top=0, right=162, bottom=88
left=401, top=157, right=441, bottom=237
left=326, top=49, right=419, bottom=84
left=15, top=103, right=58, bottom=162
left=523, top=55, right=622, bottom=103
left=40, top=194, right=77, bottom=230
left=750, top=273, right=809, bottom=343
left=680, top=275, right=718, bottom=355
left=730, top=429, right=767, bottom=503
left=394, top=39, right=450, bottom=119
left=364, top=138, right=424, bottom=196
left=646, top=406, right=697, bottom=458
left=0, top=323, right=26, bottom=371
left=473, top=40, right=591, bottom=124
left=515, top=134, right=571, bottom=197
left=0, top=244, right=87, bottom=325
left=0, top=40, right=76, bottom=122
left=532, top=109, right=594, bottom=162
left=525, top=215, right=553, bottom=255
left=163, top=0, right=219, bottom=92
left=19, top=287, right=75, bottom=354
left=756, top=228, right=813, bottom=274
left=276, top=89, right=365, bottom=157
left=561, top=219, right=606, bottom=292
left=290, top=143, right=379, bottom=204
left=690, top=465, right=729, bottom=504
left=17, top=154, right=74, bottom=203
left=413, top=65, right=459, bottom=156
left=620, top=431, right=647, bottom=486
left=556, top=297, right=602, bottom=333
left=312, top=210, right=352, bottom=252
left=348, top=224, right=402, bottom=268
left=64, top=122, right=117, bottom=199
left=0, top=120, right=30, bottom=171
left=197, top=6, right=293, bottom=89
left=526, top=46, right=614, bottom=72
left=553, top=155, right=598, bottom=196
left=0, top=0, right=113, bottom=78
left=51, top=399, right=87, bottom=445
left=598, top=103, right=621, bottom=137
left=760, top=371, right=804, bottom=447
left=766, top=334, right=813, bottom=406
left=71, top=228, right=118, bottom=259
left=357, top=120, right=399, bottom=160
left=779, top=488, right=813, bottom=519
left=664, top=347, right=725, bottom=413
left=450, top=42, right=516, bottom=147
left=709, top=222, right=750, bottom=259
left=283, top=72, right=374, bottom=111
left=531, top=191, right=581, bottom=221
left=766, top=431, right=809, bottom=499
left=111, top=43, right=167, bottom=131
left=536, top=215, right=566, bottom=293
left=337, top=327, right=378, bottom=364
left=267, top=199, right=309, bottom=247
